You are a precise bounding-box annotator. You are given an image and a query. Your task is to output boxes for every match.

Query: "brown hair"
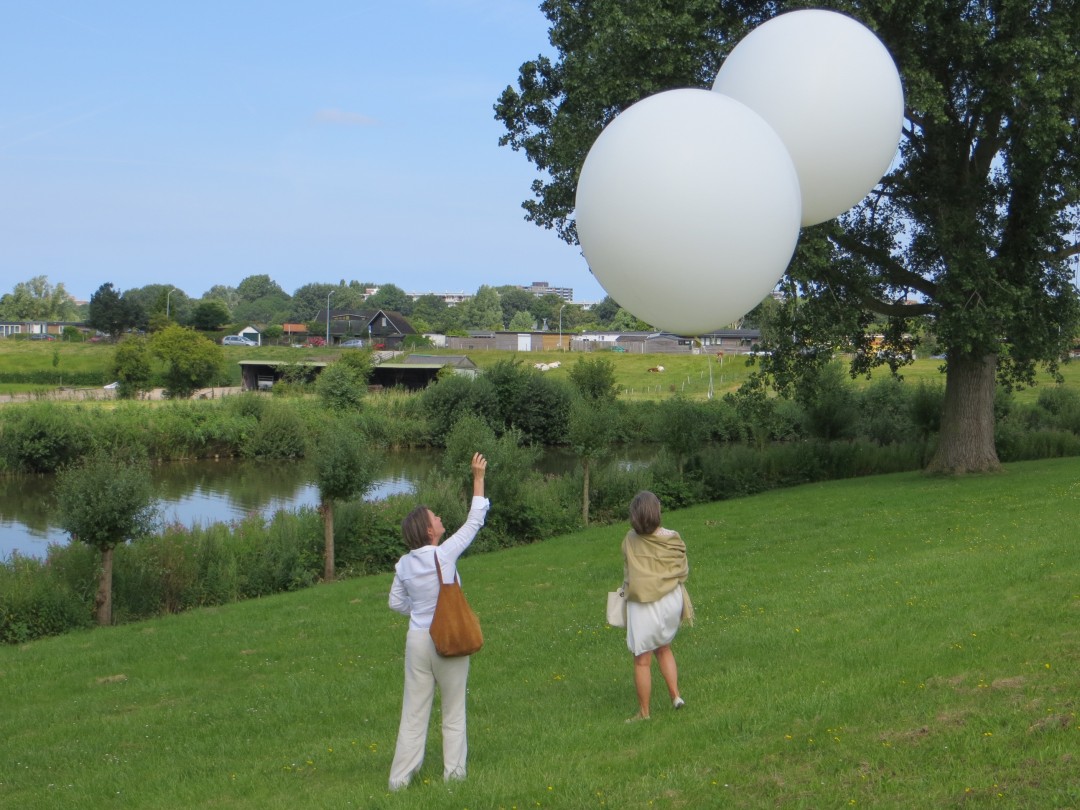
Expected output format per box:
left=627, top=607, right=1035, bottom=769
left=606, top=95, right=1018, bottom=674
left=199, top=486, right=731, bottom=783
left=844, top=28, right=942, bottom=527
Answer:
left=401, top=505, right=433, bottom=550
left=629, top=491, right=661, bottom=536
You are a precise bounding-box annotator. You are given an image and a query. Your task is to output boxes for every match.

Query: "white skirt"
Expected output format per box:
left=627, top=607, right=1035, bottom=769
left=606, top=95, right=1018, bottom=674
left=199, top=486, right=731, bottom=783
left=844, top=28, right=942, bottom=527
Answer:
left=626, top=586, right=683, bottom=656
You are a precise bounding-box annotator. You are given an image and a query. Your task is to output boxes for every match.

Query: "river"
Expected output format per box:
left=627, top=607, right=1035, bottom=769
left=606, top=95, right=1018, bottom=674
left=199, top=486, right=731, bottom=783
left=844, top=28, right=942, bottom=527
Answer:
left=0, top=447, right=627, bottom=561
left=0, top=450, right=441, bottom=561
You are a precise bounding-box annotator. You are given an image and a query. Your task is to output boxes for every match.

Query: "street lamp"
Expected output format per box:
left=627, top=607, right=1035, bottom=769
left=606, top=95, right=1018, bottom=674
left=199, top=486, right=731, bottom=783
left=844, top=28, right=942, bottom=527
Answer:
left=166, top=288, right=176, bottom=320
left=558, top=303, right=566, bottom=350
left=326, top=291, right=334, bottom=345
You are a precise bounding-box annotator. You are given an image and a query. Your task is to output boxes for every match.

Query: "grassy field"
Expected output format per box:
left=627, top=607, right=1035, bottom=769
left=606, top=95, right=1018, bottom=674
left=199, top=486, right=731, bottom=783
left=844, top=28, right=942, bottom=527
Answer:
left=2, top=457, right=1077, bottom=808
left=1, top=339, right=1078, bottom=403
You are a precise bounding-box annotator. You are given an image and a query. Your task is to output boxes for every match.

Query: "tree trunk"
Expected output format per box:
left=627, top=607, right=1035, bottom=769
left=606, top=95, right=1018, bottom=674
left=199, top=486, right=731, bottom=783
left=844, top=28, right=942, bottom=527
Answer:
left=96, top=546, right=114, bottom=626
left=926, top=353, right=1002, bottom=474
left=322, top=500, right=335, bottom=582
left=582, top=458, right=591, bottom=526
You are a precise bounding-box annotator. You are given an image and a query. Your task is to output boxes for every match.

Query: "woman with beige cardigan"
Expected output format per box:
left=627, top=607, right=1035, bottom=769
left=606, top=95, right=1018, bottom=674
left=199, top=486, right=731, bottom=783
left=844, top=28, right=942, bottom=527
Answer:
left=621, top=490, right=693, bottom=722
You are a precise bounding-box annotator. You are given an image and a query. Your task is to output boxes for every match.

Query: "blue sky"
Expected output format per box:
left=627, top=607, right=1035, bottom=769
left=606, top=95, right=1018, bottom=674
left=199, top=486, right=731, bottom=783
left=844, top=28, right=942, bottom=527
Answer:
left=0, top=1, right=607, bottom=304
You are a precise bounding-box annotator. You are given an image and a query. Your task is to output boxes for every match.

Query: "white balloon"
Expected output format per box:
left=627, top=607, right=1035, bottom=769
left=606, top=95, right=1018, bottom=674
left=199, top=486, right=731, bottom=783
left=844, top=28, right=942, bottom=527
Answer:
left=575, top=88, right=801, bottom=335
left=712, top=9, right=904, bottom=226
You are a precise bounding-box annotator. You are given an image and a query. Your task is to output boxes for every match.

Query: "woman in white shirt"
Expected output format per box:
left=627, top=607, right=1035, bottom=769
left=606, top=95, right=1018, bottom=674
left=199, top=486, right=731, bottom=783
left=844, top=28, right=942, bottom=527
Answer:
left=388, top=452, right=488, bottom=791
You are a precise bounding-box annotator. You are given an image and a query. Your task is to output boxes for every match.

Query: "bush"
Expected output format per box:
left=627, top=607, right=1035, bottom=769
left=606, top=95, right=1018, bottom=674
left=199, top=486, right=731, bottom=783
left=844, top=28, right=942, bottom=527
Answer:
left=909, top=380, right=944, bottom=439
left=858, top=376, right=916, bottom=445
left=0, top=554, right=92, bottom=643
left=796, top=362, right=859, bottom=441
left=0, top=404, right=93, bottom=473
left=333, top=501, right=404, bottom=576
left=244, top=402, right=307, bottom=458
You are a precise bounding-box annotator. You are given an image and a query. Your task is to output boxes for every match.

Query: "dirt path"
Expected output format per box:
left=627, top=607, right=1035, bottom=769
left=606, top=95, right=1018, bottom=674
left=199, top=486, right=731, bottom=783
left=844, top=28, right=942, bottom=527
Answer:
left=0, top=386, right=245, bottom=403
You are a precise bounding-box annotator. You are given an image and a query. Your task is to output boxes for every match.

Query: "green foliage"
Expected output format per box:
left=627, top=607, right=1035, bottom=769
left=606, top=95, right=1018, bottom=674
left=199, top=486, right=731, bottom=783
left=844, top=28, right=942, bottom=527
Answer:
left=87, top=282, right=143, bottom=337
left=149, top=324, right=226, bottom=398
left=654, top=395, right=710, bottom=472
left=365, top=282, right=412, bottom=314
left=459, top=284, right=504, bottom=329
left=567, top=355, right=618, bottom=402
left=419, top=372, right=501, bottom=444
left=507, top=309, right=535, bottom=331
left=332, top=500, right=407, bottom=575
left=189, top=299, right=231, bottom=331
left=243, top=402, right=307, bottom=459
left=567, top=397, right=618, bottom=462
left=796, top=361, right=860, bottom=441
left=312, top=425, right=380, bottom=503
left=858, top=376, right=916, bottom=446
left=909, top=379, right=945, bottom=439
left=495, top=0, right=1080, bottom=473
left=315, top=350, right=373, bottom=411
left=0, top=404, right=92, bottom=473
left=0, top=275, right=78, bottom=321
left=0, top=554, right=92, bottom=643
left=111, top=336, right=153, bottom=399
left=54, top=451, right=159, bottom=550
left=482, top=358, right=573, bottom=444
left=439, top=414, right=560, bottom=547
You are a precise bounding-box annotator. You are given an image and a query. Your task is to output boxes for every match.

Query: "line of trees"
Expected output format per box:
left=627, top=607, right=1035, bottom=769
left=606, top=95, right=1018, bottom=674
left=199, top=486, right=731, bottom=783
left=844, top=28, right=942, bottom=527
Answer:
left=3, top=272, right=653, bottom=339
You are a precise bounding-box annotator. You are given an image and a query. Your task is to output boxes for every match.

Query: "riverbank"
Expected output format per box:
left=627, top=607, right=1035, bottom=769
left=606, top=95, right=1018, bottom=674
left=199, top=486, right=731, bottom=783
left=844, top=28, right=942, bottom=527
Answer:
left=0, top=385, right=244, bottom=403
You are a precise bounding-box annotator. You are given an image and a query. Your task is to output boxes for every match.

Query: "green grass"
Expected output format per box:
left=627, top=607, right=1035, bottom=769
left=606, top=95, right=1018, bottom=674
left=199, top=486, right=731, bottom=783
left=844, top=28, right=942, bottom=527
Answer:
left=3, top=458, right=1078, bottom=808
left=3, top=341, right=1079, bottom=402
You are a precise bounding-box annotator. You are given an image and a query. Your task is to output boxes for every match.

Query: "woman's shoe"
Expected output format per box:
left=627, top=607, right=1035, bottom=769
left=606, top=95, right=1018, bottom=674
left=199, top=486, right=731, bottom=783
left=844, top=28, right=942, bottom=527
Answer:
left=625, top=712, right=650, bottom=723
left=672, top=697, right=686, bottom=710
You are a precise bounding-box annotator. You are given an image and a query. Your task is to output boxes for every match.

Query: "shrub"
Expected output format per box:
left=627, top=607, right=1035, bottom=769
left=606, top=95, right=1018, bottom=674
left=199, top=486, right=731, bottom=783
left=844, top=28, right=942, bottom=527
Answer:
left=1034, top=387, right=1080, bottom=434
left=858, top=376, right=916, bottom=445
left=0, top=404, right=93, bottom=473
left=244, top=402, right=307, bottom=458
left=909, top=380, right=944, bottom=439
left=796, top=362, right=859, bottom=441
left=333, top=501, right=404, bottom=576
left=0, top=554, right=92, bottom=643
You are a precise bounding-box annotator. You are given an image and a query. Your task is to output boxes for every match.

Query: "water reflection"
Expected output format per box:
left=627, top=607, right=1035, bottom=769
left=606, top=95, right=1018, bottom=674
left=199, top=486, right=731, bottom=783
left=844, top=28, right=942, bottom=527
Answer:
left=0, top=450, right=443, bottom=561
left=0, top=446, right=657, bottom=562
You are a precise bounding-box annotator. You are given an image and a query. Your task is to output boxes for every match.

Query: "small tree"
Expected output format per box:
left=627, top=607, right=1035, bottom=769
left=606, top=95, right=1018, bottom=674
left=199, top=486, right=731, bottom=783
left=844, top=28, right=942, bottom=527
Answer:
left=111, top=336, right=153, bottom=399
left=190, top=299, right=231, bottom=331
left=657, top=395, right=709, bottom=476
left=316, top=352, right=373, bottom=411
left=567, top=398, right=618, bottom=525
left=507, top=310, right=535, bottom=331
left=87, top=282, right=142, bottom=338
left=54, top=452, right=158, bottom=625
left=150, top=324, right=225, bottom=398
left=313, top=427, right=380, bottom=581
left=568, top=356, right=618, bottom=402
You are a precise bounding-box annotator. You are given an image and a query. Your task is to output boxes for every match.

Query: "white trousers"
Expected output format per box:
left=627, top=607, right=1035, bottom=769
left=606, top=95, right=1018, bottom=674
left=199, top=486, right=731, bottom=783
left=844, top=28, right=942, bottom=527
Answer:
left=388, top=628, right=470, bottom=790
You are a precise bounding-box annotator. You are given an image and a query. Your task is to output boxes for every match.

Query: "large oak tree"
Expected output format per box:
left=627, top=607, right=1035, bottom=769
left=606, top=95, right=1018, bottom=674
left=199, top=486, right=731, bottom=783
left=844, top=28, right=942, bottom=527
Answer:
left=495, top=0, right=1080, bottom=473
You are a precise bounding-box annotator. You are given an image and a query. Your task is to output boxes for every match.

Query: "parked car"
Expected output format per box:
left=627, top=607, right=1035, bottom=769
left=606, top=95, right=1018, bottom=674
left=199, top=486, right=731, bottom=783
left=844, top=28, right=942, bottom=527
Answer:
left=30, top=334, right=56, bottom=341
left=339, top=338, right=365, bottom=348
left=222, top=335, right=258, bottom=347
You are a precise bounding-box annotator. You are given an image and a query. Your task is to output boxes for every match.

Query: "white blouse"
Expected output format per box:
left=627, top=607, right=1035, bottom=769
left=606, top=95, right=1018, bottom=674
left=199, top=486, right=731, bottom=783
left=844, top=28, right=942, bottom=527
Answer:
left=388, top=496, right=490, bottom=630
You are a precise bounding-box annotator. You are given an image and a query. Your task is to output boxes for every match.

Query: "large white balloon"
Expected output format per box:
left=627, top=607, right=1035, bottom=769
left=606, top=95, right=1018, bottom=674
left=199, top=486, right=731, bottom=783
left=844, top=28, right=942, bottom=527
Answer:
left=575, top=89, right=801, bottom=335
left=712, top=9, right=904, bottom=226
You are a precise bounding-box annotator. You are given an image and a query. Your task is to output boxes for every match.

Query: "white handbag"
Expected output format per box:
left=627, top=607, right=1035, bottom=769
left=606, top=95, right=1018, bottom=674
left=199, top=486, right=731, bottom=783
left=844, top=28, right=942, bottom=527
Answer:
left=606, top=588, right=627, bottom=627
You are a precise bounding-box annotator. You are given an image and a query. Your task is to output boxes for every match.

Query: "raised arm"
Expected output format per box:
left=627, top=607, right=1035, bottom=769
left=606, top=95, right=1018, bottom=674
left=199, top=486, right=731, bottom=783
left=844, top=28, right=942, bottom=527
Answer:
left=471, top=452, right=487, bottom=499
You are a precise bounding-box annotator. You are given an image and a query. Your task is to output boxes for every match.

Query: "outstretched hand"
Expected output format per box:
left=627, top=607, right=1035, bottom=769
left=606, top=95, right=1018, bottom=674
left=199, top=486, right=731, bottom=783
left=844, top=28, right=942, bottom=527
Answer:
left=471, top=452, right=487, bottom=497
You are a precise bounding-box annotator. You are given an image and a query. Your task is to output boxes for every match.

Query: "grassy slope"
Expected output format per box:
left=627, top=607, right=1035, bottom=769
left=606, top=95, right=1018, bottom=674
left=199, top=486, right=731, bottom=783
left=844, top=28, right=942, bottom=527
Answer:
left=2, top=458, right=1077, bottom=809
left=3, top=341, right=1079, bottom=402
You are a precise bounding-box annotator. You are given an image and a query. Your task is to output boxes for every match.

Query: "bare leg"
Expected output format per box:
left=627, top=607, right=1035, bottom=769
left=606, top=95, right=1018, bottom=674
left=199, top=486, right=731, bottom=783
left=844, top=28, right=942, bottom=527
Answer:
left=655, top=644, right=680, bottom=703
left=633, top=651, right=653, bottom=718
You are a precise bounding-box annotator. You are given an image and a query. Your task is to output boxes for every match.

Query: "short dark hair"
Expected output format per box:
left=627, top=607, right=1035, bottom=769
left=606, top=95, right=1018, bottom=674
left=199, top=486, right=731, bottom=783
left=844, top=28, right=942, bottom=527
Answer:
left=629, top=491, right=661, bottom=535
left=401, top=505, right=433, bottom=550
